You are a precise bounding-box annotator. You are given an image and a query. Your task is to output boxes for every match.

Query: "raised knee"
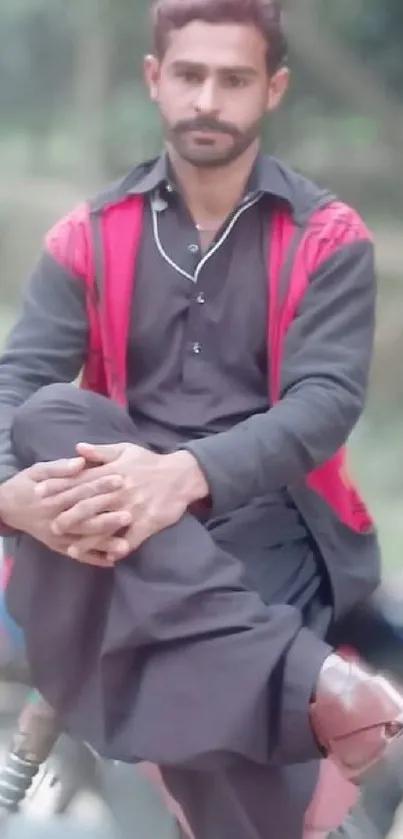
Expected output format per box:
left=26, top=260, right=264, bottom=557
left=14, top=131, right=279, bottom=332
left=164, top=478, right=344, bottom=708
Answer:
left=12, top=384, right=80, bottom=451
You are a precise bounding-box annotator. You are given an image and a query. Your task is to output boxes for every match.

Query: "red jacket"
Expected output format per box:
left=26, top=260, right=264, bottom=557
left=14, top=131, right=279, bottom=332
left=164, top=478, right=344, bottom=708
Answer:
left=45, top=193, right=373, bottom=535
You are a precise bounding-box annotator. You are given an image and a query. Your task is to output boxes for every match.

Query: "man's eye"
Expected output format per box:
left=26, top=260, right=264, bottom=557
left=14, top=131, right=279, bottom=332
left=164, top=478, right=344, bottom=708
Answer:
left=223, top=75, right=247, bottom=88
left=177, top=70, right=202, bottom=85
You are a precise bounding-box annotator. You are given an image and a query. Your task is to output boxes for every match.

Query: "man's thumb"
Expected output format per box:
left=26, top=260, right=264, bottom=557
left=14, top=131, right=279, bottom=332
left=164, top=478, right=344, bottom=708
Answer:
left=76, top=442, right=122, bottom=464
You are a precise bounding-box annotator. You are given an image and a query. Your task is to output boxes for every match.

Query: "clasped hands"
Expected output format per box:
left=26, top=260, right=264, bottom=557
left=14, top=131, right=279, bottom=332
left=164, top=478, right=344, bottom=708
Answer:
left=0, top=443, right=208, bottom=567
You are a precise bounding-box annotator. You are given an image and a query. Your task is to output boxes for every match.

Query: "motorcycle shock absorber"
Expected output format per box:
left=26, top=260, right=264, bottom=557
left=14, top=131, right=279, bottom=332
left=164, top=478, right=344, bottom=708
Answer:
left=0, top=690, right=60, bottom=813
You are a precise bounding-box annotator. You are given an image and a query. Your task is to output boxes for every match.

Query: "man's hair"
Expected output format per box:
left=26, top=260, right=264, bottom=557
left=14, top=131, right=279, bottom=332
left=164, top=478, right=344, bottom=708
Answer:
left=150, top=0, right=288, bottom=73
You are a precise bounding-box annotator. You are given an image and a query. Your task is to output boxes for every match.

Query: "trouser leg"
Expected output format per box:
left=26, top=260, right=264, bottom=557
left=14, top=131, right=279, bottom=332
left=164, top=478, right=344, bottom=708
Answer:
left=8, top=384, right=331, bottom=839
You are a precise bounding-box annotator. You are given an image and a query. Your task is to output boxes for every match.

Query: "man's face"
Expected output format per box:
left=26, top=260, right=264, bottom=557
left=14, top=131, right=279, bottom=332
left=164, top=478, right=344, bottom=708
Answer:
left=145, top=21, right=289, bottom=168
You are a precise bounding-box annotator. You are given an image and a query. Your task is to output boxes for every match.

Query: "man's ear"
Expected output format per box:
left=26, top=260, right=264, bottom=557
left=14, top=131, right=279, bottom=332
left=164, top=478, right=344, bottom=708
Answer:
left=266, top=66, right=290, bottom=112
left=144, top=54, right=160, bottom=101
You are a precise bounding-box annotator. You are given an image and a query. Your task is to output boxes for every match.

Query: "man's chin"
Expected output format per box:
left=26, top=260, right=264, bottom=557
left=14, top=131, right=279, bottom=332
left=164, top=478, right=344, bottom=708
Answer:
left=176, top=144, right=240, bottom=169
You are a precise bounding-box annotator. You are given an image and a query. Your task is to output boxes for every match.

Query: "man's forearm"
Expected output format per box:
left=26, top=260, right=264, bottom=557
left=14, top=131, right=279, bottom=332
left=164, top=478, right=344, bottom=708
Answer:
left=0, top=424, right=20, bottom=486
left=182, top=379, right=362, bottom=515
left=166, top=450, right=210, bottom=505
left=183, top=241, right=375, bottom=515
left=0, top=474, right=19, bottom=535
left=0, top=249, right=88, bottom=529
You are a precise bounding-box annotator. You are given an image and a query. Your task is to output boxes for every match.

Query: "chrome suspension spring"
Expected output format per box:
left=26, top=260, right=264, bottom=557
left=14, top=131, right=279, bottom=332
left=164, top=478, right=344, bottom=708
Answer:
left=0, top=751, right=39, bottom=812
left=0, top=691, right=60, bottom=814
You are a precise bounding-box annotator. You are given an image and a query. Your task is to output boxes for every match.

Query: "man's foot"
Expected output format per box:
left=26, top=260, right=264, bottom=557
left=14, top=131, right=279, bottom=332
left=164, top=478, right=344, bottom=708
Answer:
left=310, top=654, right=403, bottom=781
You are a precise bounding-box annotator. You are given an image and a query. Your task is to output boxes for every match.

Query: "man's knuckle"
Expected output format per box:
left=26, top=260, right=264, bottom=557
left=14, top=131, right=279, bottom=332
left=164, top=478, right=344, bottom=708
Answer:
left=78, top=486, right=95, bottom=503
left=148, top=504, right=164, bottom=525
left=87, top=518, right=104, bottom=535
left=133, top=492, right=146, bottom=510
left=41, top=498, right=55, bottom=515
left=53, top=519, right=67, bottom=536
left=32, top=461, right=46, bottom=477
left=76, top=498, right=94, bottom=517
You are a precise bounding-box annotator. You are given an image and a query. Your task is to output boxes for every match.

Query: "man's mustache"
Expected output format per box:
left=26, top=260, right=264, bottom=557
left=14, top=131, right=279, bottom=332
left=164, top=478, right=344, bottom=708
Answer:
left=173, top=118, right=239, bottom=137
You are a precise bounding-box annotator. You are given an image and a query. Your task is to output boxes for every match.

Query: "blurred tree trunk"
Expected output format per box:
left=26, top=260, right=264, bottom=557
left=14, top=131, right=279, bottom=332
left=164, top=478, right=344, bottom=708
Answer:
left=71, top=0, right=111, bottom=186
left=287, top=0, right=403, bottom=169
left=286, top=1, right=403, bottom=408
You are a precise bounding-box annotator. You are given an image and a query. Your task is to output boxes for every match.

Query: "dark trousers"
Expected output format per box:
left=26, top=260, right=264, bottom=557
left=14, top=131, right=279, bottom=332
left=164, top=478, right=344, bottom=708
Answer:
left=7, top=384, right=332, bottom=839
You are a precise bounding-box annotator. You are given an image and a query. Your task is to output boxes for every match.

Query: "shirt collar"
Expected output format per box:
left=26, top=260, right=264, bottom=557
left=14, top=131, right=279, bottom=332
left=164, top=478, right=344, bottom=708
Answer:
left=126, top=154, right=172, bottom=195
left=124, top=151, right=294, bottom=208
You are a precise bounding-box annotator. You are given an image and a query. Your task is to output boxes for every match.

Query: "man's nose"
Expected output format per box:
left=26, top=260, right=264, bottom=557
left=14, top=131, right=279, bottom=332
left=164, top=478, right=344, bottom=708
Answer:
left=194, top=80, right=220, bottom=115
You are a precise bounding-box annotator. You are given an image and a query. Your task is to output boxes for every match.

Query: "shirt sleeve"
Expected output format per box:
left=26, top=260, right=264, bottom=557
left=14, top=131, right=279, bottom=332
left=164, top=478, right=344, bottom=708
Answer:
left=0, top=250, right=88, bottom=486
left=181, top=239, right=376, bottom=515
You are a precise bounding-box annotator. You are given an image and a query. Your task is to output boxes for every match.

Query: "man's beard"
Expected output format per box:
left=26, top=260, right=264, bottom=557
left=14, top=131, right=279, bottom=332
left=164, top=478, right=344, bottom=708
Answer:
left=165, top=116, right=262, bottom=168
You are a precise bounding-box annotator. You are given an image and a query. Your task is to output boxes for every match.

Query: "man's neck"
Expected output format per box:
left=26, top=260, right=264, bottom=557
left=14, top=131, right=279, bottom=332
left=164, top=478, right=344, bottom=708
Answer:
left=166, top=141, right=260, bottom=225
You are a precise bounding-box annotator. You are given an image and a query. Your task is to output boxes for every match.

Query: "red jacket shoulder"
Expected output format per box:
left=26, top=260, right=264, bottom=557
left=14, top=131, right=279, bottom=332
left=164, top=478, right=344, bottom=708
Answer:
left=44, top=201, right=91, bottom=278
left=302, top=201, right=373, bottom=273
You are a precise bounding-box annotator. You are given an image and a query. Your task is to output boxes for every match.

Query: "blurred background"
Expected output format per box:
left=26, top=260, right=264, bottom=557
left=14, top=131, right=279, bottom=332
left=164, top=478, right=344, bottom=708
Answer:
left=1, top=0, right=403, bottom=571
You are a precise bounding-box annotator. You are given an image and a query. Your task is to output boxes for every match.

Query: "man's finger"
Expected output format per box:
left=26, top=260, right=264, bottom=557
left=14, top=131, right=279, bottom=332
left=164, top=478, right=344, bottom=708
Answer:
left=41, top=479, right=125, bottom=521
left=60, top=509, right=132, bottom=538
left=105, top=522, right=152, bottom=561
left=49, top=478, right=126, bottom=520
left=36, top=474, right=124, bottom=500
left=76, top=442, right=124, bottom=465
left=73, top=551, right=115, bottom=568
left=68, top=534, right=130, bottom=563
left=106, top=511, right=170, bottom=558
left=52, top=492, right=132, bottom=535
left=70, top=463, right=114, bottom=486
left=30, top=458, right=86, bottom=482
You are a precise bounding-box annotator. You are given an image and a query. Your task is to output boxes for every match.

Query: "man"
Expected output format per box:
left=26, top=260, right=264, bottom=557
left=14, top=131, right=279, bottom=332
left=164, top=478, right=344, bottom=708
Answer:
left=0, top=1, right=402, bottom=837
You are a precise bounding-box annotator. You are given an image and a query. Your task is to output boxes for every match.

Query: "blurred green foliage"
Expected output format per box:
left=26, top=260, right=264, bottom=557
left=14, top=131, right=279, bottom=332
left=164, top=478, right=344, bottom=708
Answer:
left=319, top=0, right=403, bottom=93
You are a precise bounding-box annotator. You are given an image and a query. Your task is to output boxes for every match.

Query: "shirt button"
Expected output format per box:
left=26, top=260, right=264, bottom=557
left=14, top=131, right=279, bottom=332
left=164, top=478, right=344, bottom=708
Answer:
left=188, top=243, right=199, bottom=254
left=192, top=342, right=202, bottom=355
left=196, top=292, right=205, bottom=304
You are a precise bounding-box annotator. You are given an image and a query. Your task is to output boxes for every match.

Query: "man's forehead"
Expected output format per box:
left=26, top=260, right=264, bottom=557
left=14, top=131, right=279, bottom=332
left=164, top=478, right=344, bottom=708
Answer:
left=162, top=20, right=267, bottom=66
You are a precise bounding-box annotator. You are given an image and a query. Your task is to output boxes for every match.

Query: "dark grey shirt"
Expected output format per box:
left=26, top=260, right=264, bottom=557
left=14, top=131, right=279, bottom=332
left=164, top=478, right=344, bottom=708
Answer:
left=128, top=158, right=271, bottom=449
left=125, top=157, right=315, bottom=605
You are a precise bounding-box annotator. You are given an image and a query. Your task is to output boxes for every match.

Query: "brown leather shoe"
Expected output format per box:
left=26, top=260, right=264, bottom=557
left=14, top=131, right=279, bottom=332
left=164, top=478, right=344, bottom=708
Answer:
left=310, top=654, right=403, bottom=781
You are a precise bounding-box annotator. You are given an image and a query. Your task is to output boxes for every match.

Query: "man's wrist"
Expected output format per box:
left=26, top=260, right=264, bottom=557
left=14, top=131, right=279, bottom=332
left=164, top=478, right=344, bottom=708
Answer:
left=0, top=483, right=12, bottom=529
left=166, top=450, right=210, bottom=504
left=0, top=484, right=7, bottom=519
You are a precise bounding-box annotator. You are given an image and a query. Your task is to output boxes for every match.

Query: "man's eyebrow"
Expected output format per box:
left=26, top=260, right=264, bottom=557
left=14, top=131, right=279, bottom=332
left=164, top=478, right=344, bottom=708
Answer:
left=219, top=65, right=258, bottom=76
left=170, top=60, right=204, bottom=71
left=170, top=60, right=257, bottom=76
